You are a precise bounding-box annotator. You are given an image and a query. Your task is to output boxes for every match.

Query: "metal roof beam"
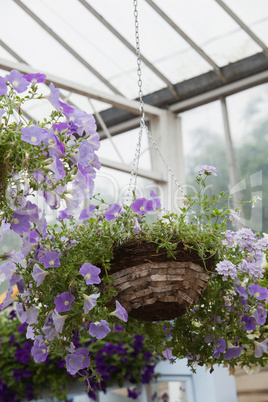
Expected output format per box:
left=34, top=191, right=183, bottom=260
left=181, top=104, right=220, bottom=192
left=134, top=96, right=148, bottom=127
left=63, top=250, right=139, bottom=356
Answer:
left=169, top=69, right=268, bottom=113
left=0, top=40, right=27, bottom=64
left=97, top=53, right=268, bottom=129
left=145, top=0, right=226, bottom=83
left=0, top=58, right=163, bottom=117
left=215, top=0, right=268, bottom=57
left=78, top=0, right=179, bottom=99
left=13, top=0, right=123, bottom=95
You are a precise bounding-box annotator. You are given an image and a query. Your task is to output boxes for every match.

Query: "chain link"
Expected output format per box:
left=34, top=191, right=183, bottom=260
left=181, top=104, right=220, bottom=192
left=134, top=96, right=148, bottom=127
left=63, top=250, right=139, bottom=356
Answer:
left=127, top=0, right=185, bottom=202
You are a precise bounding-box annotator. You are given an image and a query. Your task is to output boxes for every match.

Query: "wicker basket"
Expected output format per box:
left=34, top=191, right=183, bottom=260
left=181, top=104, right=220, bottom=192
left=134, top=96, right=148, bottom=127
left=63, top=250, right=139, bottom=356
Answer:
left=101, top=241, right=214, bottom=321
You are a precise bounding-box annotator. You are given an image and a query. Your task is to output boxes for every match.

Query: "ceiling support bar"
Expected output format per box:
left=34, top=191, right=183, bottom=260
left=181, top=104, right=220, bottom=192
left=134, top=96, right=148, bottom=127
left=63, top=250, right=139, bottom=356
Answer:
left=13, top=0, right=123, bottom=95
left=0, top=57, right=163, bottom=117
left=215, top=0, right=268, bottom=57
left=169, top=69, right=268, bottom=113
left=78, top=0, right=179, bottom=99
left=145, top=0, right=226, bottom=83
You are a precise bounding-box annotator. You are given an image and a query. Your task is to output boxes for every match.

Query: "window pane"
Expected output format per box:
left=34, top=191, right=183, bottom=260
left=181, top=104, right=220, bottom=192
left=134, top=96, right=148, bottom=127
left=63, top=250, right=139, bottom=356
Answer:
left=181, top=101, right=229, bottom=194
left=227, top=84, right=268, bottom=231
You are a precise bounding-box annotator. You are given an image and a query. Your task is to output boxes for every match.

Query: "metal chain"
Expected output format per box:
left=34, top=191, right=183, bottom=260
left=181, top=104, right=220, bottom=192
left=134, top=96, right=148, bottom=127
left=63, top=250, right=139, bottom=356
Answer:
left=126, top=0, right=145, bottom=202
left=127, top=0, right=185, bottom=202
left=134, top=0, right=145, bottom=126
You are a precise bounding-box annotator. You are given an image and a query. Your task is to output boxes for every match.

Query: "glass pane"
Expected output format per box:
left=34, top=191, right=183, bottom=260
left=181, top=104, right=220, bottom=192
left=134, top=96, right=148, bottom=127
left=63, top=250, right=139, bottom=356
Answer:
left=224, top=0, right=268, bottom=46
left=227, top=83, right=268, bottom=232
left=95, top=166, right=155, bottom=205
left=181, top=101, right=229, bottom=194
left=98, top=128, right=151, bottom=169
left=152, top=0, right=262, bottom=66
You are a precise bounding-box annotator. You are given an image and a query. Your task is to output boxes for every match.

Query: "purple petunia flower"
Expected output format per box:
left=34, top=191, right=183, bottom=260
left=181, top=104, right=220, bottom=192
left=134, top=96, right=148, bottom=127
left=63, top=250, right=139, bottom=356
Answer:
left=0, top=76, right=7, bottom=96
left=44, top=190, right=61, bottom=210
left=254, top=305, right=267, bottom=326
left=162, top=347, right=175, bottom=360
left=241, top=315, right=256, bottom=331
left=36, top=210, right=48, bottom=237
left=44, top=129, right=65, bottom=155
left=54, top=292, right=75, bottom=313
left=88, top=320, right=111, bottom=339
left=224, top=346, right=244, bottom=360
left=52, top=122, right=69, bottom=132
left=132, top=218, right=141, bottom=234
left=31, top=338, right=48, bottom=363
left=213, top=338, right=226, bottom=359
left=47, top=82, right=60, bottom=109
left=254, top=339, right=268, bottom=358
left=45, top=150, right=66, bottom=182
left=131, top=198, right=154, bottom=215
left=63, top=193, right=82, bottom=215
left=0, top=260, right=17, bottom=283
left=32, top=264, right=49, bottom=286
left=77, top=111, right=96, bottom=137
left=39, top=251, right=62, bottom=268
left=26, top=325, right=35, bottom=340
left=127, top=388, right=141, bottom=400
left=82, top=293, right=100, bottom=314
left=24, top=201, right=40, bottom=223
left=110, top=300, right=128, bottom=322
left=104, top=203, right=122, bottom=221
left=234, top=285, right=248, bottom=300
left=52, top=310, right=68, bottom=333
left=65, top=348, right=90, bottom=375
left=16, top=303, right=39, bottom=325
left=199, top=165, right=217, bottom=176
left=72, top=163, right=95, bottom=200
left=57, top=209, right=72, bottom=221
left=150, top=190, right=161, bottom=210
left=79, top=263, right=101, bottom=285
left=248, top=284, right=268, bottom=302
left=163, top=322, right=173, bottom=337
left=59, top=100, right=74, bottom=115
left=5, top=70, right=29, bottom=93
left=79, top=205, right=95, bottom=221
left=23, top=73, right=46, bottom=84
left=65, top=353, right=84, bottom=375
left=10, top=211, right=31, bottom=235
left=21, top=125, right=48, bottom=146
left=42, top=312, right=57, bottom=341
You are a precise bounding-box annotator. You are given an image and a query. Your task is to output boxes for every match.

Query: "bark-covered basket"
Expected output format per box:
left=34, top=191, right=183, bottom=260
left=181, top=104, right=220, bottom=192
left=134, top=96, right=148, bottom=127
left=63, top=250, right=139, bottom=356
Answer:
left=101, top=241, right=214, bottom=321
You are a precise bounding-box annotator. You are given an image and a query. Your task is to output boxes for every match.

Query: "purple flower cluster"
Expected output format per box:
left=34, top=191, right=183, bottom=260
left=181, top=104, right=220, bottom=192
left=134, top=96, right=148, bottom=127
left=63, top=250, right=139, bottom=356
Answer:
left=0, top=70, right=109, bottom=372
left=215, top=260, right=237, bottom=281
left=84, top=333, right=158, bottom=399
left=219, top=228, right=268, bottom=281
left=198, top=165, right=217, bottom=176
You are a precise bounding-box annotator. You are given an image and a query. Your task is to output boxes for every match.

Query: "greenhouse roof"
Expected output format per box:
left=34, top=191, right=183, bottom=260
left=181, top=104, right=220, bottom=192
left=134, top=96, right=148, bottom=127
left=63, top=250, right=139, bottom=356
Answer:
left=0, top=0, right=268, bottom=133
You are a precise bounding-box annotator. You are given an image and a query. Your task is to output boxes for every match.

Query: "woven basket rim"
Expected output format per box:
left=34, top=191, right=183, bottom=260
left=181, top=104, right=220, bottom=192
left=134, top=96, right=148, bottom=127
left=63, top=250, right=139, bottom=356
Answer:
left=108, top=239, right=215, bottom=275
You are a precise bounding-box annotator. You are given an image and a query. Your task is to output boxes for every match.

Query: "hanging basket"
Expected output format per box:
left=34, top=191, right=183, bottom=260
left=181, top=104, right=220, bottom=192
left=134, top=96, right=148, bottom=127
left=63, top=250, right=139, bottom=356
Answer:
left=101, top=241, right=214, bottom=321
